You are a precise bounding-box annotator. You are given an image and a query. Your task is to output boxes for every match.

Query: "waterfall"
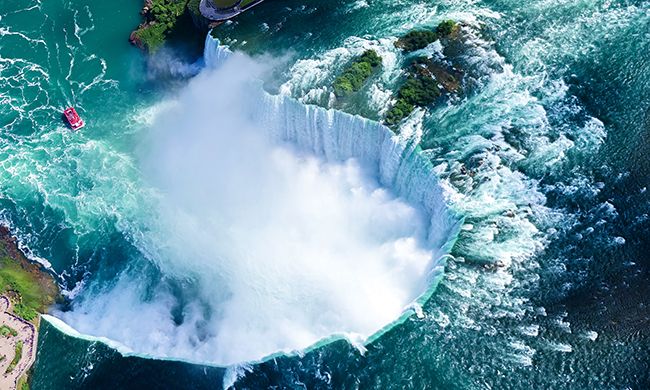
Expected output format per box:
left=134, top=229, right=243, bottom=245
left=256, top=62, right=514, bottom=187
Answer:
left=204, top=34, right=460, bottom=253
left=46, top=34, right=462, bottom=369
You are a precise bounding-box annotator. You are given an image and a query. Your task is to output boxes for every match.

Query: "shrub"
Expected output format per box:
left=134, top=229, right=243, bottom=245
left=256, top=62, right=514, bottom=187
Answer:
left=358, top=49, right=382, bottom=67
left=187, top=0, right=201, bottom=18
left=436, top=19, right=458, bottom=37
left=384, top=75, right=441, bottom=127
left=333, top=50, right=382, bottom=97
left=398, top=76, right=440, bottom=107
left=395, top=20, right=459, bottom=53
left=135, top=0, right=190, bottom=52
left=134, top=23, right=168, bottom=52
left=385, top=98, right=415, bottom=126
left=13, top=303, right=38, bottom=322
left=0, top=325, right=17, bottom=337
left=395, top=30, right=438, bottom=52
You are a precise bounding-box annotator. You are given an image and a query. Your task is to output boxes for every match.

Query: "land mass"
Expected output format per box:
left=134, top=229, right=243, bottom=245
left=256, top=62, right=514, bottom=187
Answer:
left=0, top=226, right=60, bottom=390
left=130, top=0, right=267, bottom=52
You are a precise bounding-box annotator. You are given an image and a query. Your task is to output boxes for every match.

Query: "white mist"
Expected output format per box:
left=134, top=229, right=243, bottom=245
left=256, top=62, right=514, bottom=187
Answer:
left=56, top=41, right=456, bottom=366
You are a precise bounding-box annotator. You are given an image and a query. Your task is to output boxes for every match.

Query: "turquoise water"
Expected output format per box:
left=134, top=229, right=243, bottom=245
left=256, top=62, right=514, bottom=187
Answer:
left=1, top=0, right=649, bottom=388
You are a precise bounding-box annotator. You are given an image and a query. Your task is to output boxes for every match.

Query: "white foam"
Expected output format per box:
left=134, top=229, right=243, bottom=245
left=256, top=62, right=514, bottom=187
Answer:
left=55, top=36, right=459, bottom=366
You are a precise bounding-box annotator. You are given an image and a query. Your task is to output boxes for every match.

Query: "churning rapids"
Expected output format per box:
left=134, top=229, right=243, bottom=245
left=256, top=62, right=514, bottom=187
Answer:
left=46, top=35, right=460, bottom=366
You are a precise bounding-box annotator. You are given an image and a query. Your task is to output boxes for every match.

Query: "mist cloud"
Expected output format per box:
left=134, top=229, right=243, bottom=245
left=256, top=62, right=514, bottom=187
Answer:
left=58, top=51, right=441, bottom=366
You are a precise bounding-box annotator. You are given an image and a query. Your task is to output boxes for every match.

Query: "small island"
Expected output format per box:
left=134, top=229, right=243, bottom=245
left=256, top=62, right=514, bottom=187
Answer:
left=385, top=20, right=464, bottom=128
left=0, top=226, right=59, bottom=390
left=333, top=50, right=383, bottom=97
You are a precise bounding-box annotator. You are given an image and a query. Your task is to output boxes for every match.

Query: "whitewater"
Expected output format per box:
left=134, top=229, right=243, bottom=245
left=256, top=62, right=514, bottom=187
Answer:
left=50, top=35, right=459, bottom=366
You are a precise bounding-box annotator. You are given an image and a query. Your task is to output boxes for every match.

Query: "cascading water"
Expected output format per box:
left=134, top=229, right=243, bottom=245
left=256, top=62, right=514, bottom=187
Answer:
left=46, top=34, right=460, bottom=366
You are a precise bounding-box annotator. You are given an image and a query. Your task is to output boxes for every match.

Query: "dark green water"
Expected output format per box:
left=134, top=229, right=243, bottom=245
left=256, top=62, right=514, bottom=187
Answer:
left=1, top=0, right=648, bottom=388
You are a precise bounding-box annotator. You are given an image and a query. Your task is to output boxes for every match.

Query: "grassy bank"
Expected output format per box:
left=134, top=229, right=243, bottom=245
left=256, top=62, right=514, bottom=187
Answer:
left=0, top=325, right=18, bottom=337
left=0, top=227, right=59, bottom=324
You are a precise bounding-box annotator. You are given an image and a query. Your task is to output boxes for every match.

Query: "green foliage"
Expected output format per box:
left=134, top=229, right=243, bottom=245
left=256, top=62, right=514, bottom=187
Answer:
left=13, top=303, right=38, bottom=321
left=18, top=373, right=30, bottom=390
left=187, top=0, right=201, bottom=17
left=395, top=20, right=459, bottom=53
left=395, top=30, right=438, bottom=52
left=398, top=76, right=440, bottom=106
left=1, top=262, right=41, bottom=309
left=150, top=0, right=187, bottom=24
left=358, top=49, right=382, bottom=67
left=0, top=254, right=56, bottom=323
left=6, top=340, right=23, bottom=373
left=333, top=50, right=382, bottom=97
left=385, top=75, right=441, bottom=127
left=0, top=325, right=18, bottom=337
left=385, top=98, right=415, bottom=127
left=134, top=22, right=168, bottom=52
left=436, top=19, right=458, bottom=36
left=136, top=0, right=189, bottom=52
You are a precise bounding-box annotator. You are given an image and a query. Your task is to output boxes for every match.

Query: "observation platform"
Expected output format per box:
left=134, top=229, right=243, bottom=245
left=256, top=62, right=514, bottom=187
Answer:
left=199, top=0, right=266, bottom=22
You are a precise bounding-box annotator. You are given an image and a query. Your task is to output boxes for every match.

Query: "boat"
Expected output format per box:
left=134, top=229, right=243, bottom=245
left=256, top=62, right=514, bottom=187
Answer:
left=63, top=107, right=85, bottom=130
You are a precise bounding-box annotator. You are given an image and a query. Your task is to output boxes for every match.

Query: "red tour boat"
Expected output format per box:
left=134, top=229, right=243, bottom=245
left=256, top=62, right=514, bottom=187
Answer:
left=63, top=107, right=85, bottom=130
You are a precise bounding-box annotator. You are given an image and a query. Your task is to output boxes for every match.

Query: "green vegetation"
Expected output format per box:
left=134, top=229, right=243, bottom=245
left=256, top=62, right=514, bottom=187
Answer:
left=436, top=19, right=458, bottom=36
left=0, top=258, right=49, bottom=322
left=0, top=236, right=59, bottom=324
left=333, top=50, right=382, bottom=97
left=395, top=20, right=459, bottom=52
left=0, top=230, right=54, bottom=390
left=133, top=22, right=168, bottom=52
left=13, top=303, right=38, bottom=322
left=6, top=340, right=23, bottom=373
left=385, top=19, right=463, bottom=127
left=150, top=0, right=188, bottom=28
left=187, top=0, right=201, bottom=17
left=397, top=75, right=440, bottom=106
left=385, top=75, right=441, bottom=126
left=395, top=30, right=438, bottom=52
left=133, top=0, right=190, bottom=52
left=0, top=325, right=18, bottom=337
